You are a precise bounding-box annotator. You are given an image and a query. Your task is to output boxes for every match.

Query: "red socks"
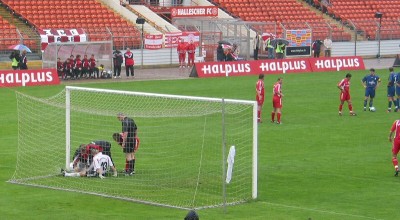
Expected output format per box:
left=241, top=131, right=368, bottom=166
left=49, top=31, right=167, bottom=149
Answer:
left=393, top=158, right=399, bottom=171
left=277, top=113, right=281, bottom=123
left=271, top=112, right=275, bottom=122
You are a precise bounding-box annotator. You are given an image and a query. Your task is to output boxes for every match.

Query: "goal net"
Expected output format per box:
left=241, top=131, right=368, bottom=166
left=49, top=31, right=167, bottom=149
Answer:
left=9, top=86, right=258, bottom=209
left=42, top=41, right=113, bottom=72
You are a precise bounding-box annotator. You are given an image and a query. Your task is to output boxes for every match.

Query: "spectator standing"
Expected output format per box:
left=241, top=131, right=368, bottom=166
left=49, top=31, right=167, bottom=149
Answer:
left=9, top=51, right=20, bottom=70
left=312, top=40, right=321, bottom=58
left=19, top=50, right=28, bottom=70
left=216, top=43, right=225, bottom=61
left=323, top=36, right=332, bottom=57
left=186, top=40, right=196, bottom=67
left=253, top=33, right=261, bottom=60
left=113, top=50, right=123, bottom=78
left=124, top=48, right=135, bottom=78
left=266, top=37, right=274, bottom=59
left=275, top=41, right=285, bottom=59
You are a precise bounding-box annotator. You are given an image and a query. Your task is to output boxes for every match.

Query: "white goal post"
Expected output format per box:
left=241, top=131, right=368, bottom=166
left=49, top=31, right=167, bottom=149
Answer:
left=10, top=86, right=258, bottom=209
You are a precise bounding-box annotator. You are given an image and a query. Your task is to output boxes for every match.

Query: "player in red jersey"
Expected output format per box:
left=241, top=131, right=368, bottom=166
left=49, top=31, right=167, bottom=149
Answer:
left=271, top=78, right=284, bottom=124
left=186, top=40, right=196, bottom=67
left=337, top=73, right=356, bottom=116
left=56, top=58, right=64, bottom=79
left=73, top=54, right=83, bottom=79
left=389, top=119, right=400, bottom=176
left=256, top=74, right=265, bottom=123
left=89, top=54, right=99, bottom=79
left=82, top=54, right=90, bottom=78
left=177, top=38, right=187, bottom=68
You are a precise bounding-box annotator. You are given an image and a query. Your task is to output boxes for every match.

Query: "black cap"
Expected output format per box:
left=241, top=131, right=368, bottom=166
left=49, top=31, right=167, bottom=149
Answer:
left=184, top=210, right=199, bottom=220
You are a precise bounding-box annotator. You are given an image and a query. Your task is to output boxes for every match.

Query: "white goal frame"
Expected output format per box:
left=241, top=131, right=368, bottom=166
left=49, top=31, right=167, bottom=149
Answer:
left=65, top=86, right=258, bottom=200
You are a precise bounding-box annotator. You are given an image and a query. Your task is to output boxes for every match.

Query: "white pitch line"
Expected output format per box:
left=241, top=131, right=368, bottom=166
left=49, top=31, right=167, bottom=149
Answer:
left=260, top=201, right=383, bottom=220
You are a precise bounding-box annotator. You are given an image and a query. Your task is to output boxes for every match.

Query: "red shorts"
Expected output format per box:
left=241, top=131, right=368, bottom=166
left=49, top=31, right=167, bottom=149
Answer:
left=256, top=95, right=264, bottom=106
left=392, top=138, right=400, bottom=155
left=273, top=96, right=282, bottom=108
left=340, top=92, right=351, bottom=101
left=179, top=53, right=186, bottom=62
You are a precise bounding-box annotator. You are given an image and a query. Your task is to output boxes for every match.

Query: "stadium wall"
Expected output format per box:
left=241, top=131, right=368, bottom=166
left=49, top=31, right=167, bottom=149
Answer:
left=332, top=40, right=400, bottom=57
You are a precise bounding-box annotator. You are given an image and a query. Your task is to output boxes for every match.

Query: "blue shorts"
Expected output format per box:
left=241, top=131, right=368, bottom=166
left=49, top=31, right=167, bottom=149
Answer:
left=388, top=87, right=396, bottom=97
left=365, top=87, right=376, bottom=98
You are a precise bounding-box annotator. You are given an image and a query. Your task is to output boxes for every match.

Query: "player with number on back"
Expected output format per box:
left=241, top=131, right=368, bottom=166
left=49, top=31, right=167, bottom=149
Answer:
left=91, top=148, right=117, bottom=179
left=271, top=78, right=284, bottom=124
left=256, top=74, right=265, bottom=123
left=387, top=67, right=398, bottom=112
left=361, top=68, right=381, bottom=112
left=63, top=145, right=117, bottom=178
left=337, top=73, right=356, bottom=116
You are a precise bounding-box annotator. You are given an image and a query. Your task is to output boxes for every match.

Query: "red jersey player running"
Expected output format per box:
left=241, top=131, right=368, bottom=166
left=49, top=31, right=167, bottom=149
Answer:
left=256, top=74, right=265, bottom=123
left=389, top=119, right=400, bottom=176
left=272, top=78, right=283, bottom=124
left=337, top=73, right=356, bottom=116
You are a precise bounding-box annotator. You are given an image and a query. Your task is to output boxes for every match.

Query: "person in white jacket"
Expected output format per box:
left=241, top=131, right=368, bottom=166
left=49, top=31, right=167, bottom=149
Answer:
left=324, top=36, right=332, bottom=57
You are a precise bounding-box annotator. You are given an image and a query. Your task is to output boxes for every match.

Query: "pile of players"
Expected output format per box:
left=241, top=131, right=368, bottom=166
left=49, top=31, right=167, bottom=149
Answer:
left=62, top=133, right=139, bottom=179
left=57, top=54, right=107, bottom=80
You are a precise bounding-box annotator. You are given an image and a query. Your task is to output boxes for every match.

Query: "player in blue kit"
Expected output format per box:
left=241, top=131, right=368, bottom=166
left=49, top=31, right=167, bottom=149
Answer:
left=387, top=67, right=398, bottom=112
left=395, top=69, right=400, bottom=110
left=361, top=68, right=381, bottom=111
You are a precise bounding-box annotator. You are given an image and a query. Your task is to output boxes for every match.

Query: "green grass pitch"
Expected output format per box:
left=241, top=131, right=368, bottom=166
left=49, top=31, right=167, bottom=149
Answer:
left=1, top=68, right=400, bottom=220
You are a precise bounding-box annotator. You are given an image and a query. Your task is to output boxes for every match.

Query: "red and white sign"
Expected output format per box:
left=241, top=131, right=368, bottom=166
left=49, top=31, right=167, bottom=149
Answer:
left=171, top=6, right=218, bottom=18
left=309, top=56, right=365, bottom=72
left=164, top=31, right=200, bottom=48
left=192, top=56, right=365, bottom=78
left=181, top=31, right=200, bottom=46
left=165, top=32, right=182, bottom=48
left=39, top=28, right=87, bottom=51
left=0, top=69, right=60, bottom=87
left=145, top=34, right=163, bottom=50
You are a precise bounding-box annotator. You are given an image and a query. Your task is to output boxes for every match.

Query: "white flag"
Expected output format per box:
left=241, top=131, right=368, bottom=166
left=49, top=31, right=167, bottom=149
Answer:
left=226, top=145, right=236, bottom=183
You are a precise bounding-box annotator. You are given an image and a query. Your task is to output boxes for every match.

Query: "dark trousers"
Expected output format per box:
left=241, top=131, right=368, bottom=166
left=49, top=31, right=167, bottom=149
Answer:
left=253, top=48, right=259, bottom=60
left=114, top=65, right=121, bottom=76
left=325, top=49, right=331, bottom=57
left=126, top=65, right=134, bottom=77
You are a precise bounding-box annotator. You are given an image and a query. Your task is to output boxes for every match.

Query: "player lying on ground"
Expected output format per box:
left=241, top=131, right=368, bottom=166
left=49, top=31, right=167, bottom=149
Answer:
left=64, top=146, right=117, bottom=178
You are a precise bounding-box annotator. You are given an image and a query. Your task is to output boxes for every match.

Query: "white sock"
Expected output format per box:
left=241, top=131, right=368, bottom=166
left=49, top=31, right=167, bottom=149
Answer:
left=65, top=172, right=80, bottom=177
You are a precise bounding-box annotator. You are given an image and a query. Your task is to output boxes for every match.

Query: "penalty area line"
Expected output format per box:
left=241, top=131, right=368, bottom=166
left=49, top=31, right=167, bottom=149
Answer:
left=260, top=201, right=383, bottom=220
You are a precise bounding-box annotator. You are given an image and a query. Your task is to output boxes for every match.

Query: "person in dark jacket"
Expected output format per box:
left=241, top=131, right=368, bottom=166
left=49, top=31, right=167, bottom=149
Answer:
left=216, top=43, right=225, bottom=61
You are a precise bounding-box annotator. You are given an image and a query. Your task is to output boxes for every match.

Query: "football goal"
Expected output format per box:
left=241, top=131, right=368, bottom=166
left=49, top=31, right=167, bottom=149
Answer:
left=9, top=86, right=258, bottom=210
